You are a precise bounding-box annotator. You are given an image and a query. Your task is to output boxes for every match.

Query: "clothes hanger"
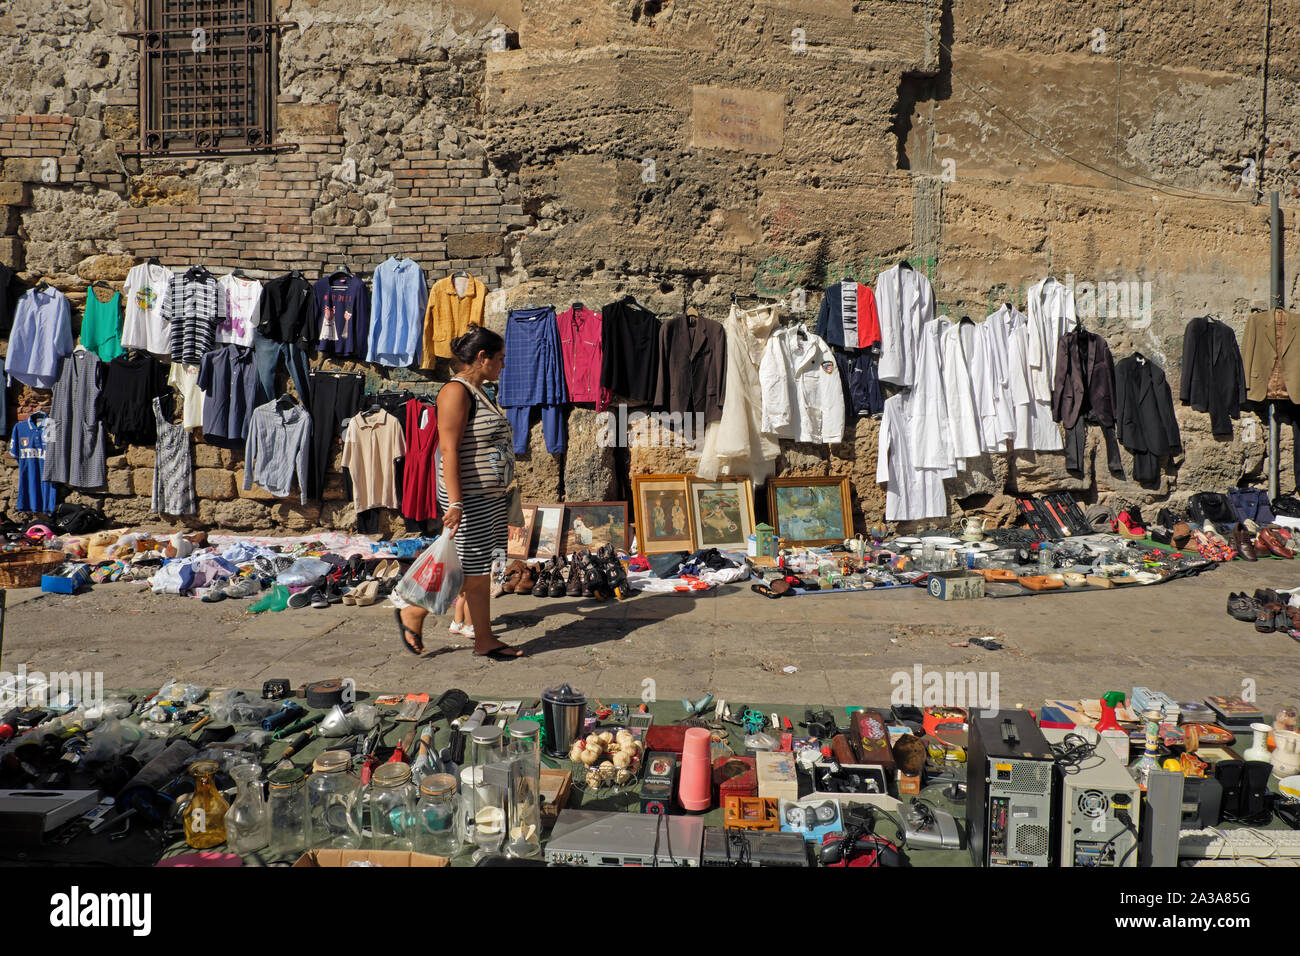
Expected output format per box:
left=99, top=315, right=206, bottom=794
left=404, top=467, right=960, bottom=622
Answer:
left=898, top=259, right=913, bottom=271
left=230, top=267, right=250, bottom=279
left=572, top=301, right=585, bottom=313
left=275, top=393, right=299, bottom=411
left=33, top=278, right=51, bottom=293
left=147, top=256, right=162, bottom=268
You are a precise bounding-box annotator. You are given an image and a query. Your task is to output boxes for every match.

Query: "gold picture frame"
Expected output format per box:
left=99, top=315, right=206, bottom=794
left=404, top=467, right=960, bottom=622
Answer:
left=631, top=474, right=695, bottom=553
left=767, top=476, right=853, bottom=547
left=687, top=477, right=755, bottom=552
left=560, top=501, right=630, bottom=556
left=507, top=505, right=537, bottom=559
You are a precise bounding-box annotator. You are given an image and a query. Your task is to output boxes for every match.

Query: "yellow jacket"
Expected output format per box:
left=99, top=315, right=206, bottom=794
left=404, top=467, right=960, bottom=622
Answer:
left=422, top=273, right=485, bottom=365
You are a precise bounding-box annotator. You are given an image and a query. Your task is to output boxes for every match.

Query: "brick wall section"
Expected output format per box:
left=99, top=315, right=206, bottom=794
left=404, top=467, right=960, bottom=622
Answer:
left=0, top=114, right=128, bottom=193
left=115, top=138, right=526, bottom=275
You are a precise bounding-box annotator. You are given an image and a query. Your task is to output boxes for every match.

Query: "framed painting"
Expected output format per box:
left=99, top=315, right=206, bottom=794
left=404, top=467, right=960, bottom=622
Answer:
left=687, top=477, right=755, bottom=552
left=507, top=504, right=537, bottom=559
left=767, top=476, right=853, bottom=547
left=532, top=503, right=565, bottom=559
left=561, top=501, right=629, bottom=556
left=631, top=474, right=695, bottom=553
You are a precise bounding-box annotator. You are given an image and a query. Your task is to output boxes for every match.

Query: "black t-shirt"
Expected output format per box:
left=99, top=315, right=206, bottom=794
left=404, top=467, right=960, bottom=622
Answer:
left=97, top=352, right=169, bottom=446
left=0, top=265, right=26, bottom=337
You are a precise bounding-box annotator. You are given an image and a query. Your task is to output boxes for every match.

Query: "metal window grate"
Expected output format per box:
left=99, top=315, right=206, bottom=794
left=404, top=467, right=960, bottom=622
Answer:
left=123, top=0, right=294, bottom=156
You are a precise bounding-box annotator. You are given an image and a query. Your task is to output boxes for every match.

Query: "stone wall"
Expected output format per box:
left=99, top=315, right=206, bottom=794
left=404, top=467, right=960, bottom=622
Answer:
left=1, top=0, right=1298, bottom=535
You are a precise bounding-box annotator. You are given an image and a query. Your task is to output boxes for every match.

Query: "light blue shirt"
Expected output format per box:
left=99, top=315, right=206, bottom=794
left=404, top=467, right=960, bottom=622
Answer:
left=7, top=287, right=73, bottom=389
left=366, top=257, right=427, bottom=367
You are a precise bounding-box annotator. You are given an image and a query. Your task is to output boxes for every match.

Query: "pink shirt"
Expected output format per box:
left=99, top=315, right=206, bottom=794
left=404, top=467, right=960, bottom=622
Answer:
left=557, top=306, right=609, bottom=408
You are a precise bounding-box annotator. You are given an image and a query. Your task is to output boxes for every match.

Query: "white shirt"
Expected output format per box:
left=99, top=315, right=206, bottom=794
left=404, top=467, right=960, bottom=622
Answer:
left=121, top=262, right=172, bottom=355
left=168, top=362, right=205, bottom=431
left=216, top=273, right=263, bottom=347
left=938, top=318, right=982, bottom=468
left=759, top=326, right=845, bottom=445
left=906, top=318, right=954, bottom=470
left=1025, top=277, right=1078, bottom=398
left=697, top=303, right=781, bottom=484
left=877, top=392, right=953, bottom=521
left=977, top=306, right=1019, bottom=452
left=1003, top=304, right=1064, bottom=451
left=875, top=264, right=935, bottom=388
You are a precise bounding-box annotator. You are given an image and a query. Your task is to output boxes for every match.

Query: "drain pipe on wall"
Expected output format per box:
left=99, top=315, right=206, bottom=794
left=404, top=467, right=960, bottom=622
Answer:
left=1270, top=191, right=1283, bottom=500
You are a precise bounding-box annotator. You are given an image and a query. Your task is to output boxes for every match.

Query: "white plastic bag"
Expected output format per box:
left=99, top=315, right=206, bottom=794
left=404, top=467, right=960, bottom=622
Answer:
left=276, top=557, right=331, bottom=587
left=395, top=534, right=462, bottom=615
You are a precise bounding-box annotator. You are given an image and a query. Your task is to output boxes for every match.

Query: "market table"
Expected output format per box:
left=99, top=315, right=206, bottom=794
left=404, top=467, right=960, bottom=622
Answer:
left=1, top=690, right=1290, bottom=868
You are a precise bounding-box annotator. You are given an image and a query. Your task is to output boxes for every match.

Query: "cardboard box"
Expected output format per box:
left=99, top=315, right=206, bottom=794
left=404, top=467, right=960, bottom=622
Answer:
left=293, top=849, right=449, bottom=867
left=539, top=768, right=572, bottom=828
left=41, top=562, right=90, bottom=594
left=926, top=570, right=984, bottom=600
left=755, top=750, right=799, bottom=803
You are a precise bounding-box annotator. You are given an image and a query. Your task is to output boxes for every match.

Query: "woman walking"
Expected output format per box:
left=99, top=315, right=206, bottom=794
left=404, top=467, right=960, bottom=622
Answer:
left=393, top=326, right=524, bottom=658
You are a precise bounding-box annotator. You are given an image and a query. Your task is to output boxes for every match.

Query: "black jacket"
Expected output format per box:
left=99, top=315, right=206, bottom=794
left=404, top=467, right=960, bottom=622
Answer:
left=653, top=314, right=726, bottom=425
left=1052, top=328, right=1116, bottom=428
left=600, top=296, right=660, bottom=403
left=257, top=272, right=317, bottom=348
left=1115, top=354, right=1181, bottom=484
left=1179, top=315, right=1245, bottom=437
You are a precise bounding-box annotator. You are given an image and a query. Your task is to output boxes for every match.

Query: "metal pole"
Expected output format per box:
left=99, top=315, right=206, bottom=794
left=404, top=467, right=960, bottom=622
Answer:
left=1269, top=191, right=1283, bottom=499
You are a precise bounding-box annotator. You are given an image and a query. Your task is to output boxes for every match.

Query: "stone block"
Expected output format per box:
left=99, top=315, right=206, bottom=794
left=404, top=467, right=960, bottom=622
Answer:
left=195, top=467, right=236, bottom=500
left=76, top=253, right=137, bottom=282
left=212, top=498, right=274, bottom=530
left=194, top=443, right=224, bottom=468
left=279, top=102, right=340, bottom=135
left=126, top=445, right=155, bottom=468
left=104, top=465, right=132, bottom=495
left=0, top=182, right=30, bottom=206
left=236, top=468, right=279, bottom=502
left=690, top=86, right=785, bottom=154
left=132, top=468, right=154, bottom=496
left=445, top=232, right=503, bottom=259
left=0, top=237, right=22, bottom=270
left=269, top=502, right=322, bottom=532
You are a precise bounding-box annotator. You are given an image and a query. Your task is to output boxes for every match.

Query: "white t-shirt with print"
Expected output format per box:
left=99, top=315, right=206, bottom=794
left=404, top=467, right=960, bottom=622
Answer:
left=216, top=273, right=263, bottom=347
left=122, top=262, right=173, bottom=355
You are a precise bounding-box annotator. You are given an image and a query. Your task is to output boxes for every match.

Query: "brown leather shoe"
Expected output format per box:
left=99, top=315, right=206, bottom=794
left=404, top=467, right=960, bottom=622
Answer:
left=1233, top=527, right=1258, bottom=561
left=1257, top=602, right=1282, bottom=632
left=1172, top=522, right=1192, bottom=548
left=1257, top=528, right=1295, bottom=559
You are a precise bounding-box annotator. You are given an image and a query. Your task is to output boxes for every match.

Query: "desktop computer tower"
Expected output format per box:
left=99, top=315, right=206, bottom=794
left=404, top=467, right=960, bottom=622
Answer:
left=1043, top=728, right=1141, bottom=867
left=967, top=709, right=1057, bottom=866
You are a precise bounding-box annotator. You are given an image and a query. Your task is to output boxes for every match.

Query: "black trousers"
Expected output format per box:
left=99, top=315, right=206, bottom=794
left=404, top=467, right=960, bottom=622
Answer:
left=1064, top=419, right=1124, bottom=479
left=308, top=372, right=364, bottom=500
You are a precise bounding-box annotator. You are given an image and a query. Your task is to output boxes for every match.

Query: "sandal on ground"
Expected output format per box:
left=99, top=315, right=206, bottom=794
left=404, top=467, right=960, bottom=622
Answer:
left=394, top=608, right=424, bottom=654
left=751, top=583, right=782, bottom=598
left=473, top=643, right=524, bottom=660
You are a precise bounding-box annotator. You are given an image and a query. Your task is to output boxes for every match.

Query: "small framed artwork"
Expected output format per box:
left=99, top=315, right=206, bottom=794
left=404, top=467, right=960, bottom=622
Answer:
left=532, top=503, right=564, bottom=559
left=767, top=476, right=853, bottom=547
left=631, top=474, right=695, bottom=553
left=561, top=501, right=629, bottom=555
left=507, top=504, right=537, bottom=559
left=687, top=477, right=755, bottom=552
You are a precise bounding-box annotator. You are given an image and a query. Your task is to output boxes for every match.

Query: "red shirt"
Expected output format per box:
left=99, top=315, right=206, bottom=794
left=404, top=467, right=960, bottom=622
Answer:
left=557, top=306, right=610, bottom=408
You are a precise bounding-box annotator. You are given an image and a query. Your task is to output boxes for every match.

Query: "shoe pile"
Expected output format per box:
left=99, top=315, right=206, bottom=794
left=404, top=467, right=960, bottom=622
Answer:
left=1227, top=588, right=1300, bottom=639
left=499, top=546, right=632, bottom=601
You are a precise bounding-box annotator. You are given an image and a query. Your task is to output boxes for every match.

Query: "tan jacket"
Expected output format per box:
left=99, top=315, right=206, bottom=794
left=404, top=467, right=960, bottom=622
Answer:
left=1243, top=309, right=1300, bottom=402
left=422, top=273, right=485, bottom=365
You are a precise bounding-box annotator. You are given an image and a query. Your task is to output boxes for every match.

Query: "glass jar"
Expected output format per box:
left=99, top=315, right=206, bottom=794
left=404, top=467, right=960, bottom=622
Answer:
left=367, top=762, right=417, bottom=851
left=183, top=759, right=229, bottom=849
left=308, top=750, right=362, bottom=849
left=506, top=721, right=542, bottom=859
left=415, top=773, right=459, bottom=857
left=224, top=762, right=268, bottom=854
left=467, top=726, right=509, bottom=862
left=267, top=766, right=312, bottom=859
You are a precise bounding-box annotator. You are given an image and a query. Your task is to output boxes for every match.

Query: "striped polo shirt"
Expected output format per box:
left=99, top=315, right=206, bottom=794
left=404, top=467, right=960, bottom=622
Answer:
left=165, top=269, right=219, bottom=366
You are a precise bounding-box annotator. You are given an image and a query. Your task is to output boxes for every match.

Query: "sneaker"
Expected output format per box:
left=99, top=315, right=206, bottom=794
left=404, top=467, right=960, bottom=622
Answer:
left=224, top=576, right=262, bottom=599
left=287, top=587, right=314, bottom=609
left=449, top=621, right=475, bottom=638
left=200, top=586, right=228, bottom=603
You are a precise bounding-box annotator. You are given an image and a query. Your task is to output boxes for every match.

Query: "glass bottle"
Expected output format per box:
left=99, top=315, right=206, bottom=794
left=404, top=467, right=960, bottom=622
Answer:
left=367, top=762, right=417, bottom=851
left=308, top=750, right=362, bottom=849
left=467, top=726, right=509, bottom=862
left=1128, top=707, right=1165, bottom=790
left=415, top=773, right=459, bottom=857
left=506, top=721, right=542, bottom=859
left=267, top=766, right=312, bottom=859
left=224, top=762, right=268, bottom=854
left=182, top=759, right=229, bottom=849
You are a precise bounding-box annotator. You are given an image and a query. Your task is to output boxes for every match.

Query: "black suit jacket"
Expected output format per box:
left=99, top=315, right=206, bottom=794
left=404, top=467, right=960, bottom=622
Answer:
left=1052, top=328, right=1116, bottom=428
left=1115, top=354, right=1181, bottom=479
left=1179, top=315, right=1245, bottom=437
left=653, top=314, right=727, bottom=425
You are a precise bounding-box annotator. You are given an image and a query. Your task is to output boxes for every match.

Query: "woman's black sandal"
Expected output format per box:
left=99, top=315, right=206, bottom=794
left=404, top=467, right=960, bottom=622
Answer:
left=394, top=609, right=423, bottom=654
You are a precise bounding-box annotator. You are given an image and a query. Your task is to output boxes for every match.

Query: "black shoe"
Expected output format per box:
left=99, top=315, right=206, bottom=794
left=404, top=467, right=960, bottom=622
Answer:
left=531, top=565, right=550, bottom=597
left=1227, top=592, right=1262, bottom=622
left=566, top=555, right=582, bottom=597
left=310, top=588, right=331, bottom=609
left=547, top=557, right=566, bottom=598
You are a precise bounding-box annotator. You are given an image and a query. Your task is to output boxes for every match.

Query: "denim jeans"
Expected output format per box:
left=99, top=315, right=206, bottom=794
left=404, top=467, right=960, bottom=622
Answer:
left=253, top=333, right=312, bottom=407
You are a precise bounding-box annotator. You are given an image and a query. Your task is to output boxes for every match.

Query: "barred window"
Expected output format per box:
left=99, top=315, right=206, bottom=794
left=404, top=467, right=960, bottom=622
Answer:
left=124, top=0, right=289, bottom=156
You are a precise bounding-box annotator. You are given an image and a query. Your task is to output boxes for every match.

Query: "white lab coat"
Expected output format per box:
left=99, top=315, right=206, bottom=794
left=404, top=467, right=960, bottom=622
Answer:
left=1003, top=304, right=1064, bottom=451
left=975, top=309, right=1017, bottom=452
left=759, top=326, right=845, bottom=445
left=905, top=317, right=954, bottom=470
left=697, top=303, right=781, bottom=484
left=875, top=264, right=935, bottom=388
left=877, top=392, right=953, bottom=521
left=939, top=318, right=983, bottom=468
left=1025, top=277, right=1078, bottom=398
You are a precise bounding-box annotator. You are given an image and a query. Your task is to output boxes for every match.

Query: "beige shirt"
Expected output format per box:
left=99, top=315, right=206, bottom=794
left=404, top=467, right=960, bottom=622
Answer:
left=341, top=409, right=407, bottom=512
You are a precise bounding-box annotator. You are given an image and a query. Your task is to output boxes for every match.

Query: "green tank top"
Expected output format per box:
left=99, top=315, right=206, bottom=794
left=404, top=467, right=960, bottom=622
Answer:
left=82, top=288, right=124, bottom=361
